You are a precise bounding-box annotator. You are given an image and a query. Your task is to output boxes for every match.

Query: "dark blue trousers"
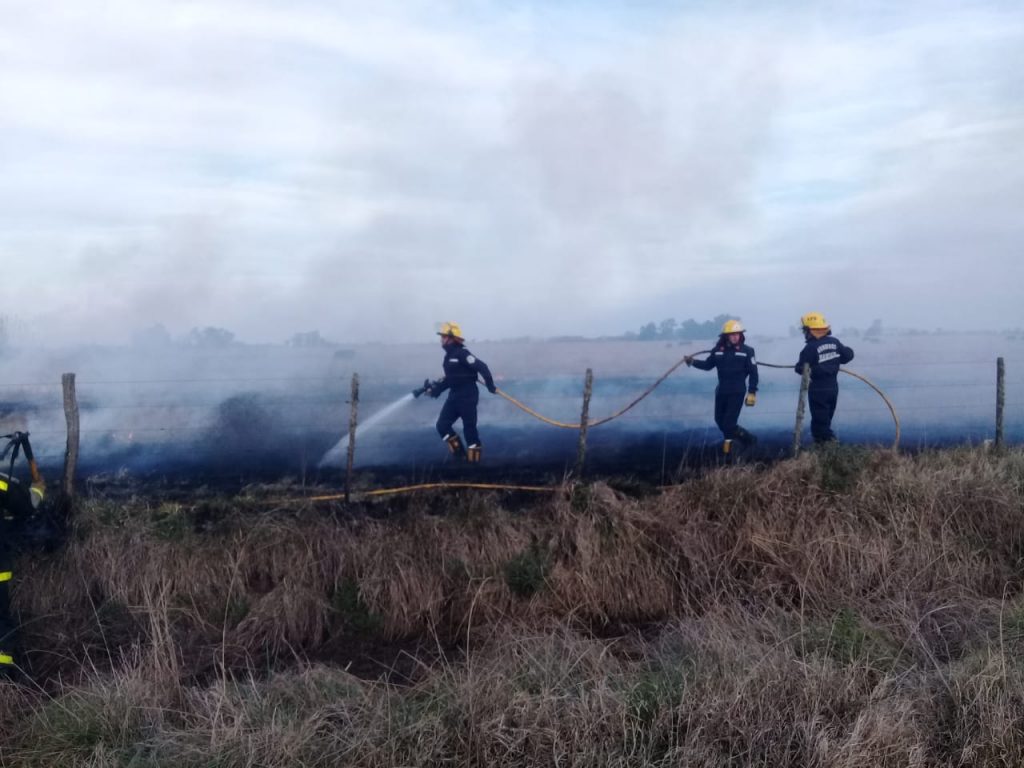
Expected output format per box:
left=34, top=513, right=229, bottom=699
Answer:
left=436, top=390, right=481, bottom=446
left=714, top=390, right=744, bottom=440
left=809, top=386, right=839, bottom=442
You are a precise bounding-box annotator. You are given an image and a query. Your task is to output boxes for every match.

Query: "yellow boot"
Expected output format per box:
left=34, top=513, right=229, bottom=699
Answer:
left=444, top=433, right=466, bottom=459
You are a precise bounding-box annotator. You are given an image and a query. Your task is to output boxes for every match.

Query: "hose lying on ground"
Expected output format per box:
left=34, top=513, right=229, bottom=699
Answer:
left=268, top=482, right=558, bottom=504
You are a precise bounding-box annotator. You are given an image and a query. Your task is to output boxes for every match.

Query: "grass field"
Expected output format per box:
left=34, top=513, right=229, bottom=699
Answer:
left=2, top=445, right=1024, bottom=765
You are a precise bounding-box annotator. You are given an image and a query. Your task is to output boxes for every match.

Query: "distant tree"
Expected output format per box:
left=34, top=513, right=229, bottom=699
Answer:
left=185, top=326, right=237, bottom=348
left=864, top=319, right=883, bottom=339
left=286, top=330, right=335, bottom=348
left=680, top=314, right=735, bottom=339
left=625, top=315, right=742, bottom=341
left=710, top=314, right=732, bottom=336
left=678, top=319, right=702, bottom=339
left=637, top=322, right=658, bottom=341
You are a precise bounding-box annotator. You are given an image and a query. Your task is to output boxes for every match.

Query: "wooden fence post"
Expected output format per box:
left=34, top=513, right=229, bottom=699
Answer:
left=61, top=373, right=79, bottom=508
left=792, top=363, right=810, bottom=455
left=996, top=357, right=1005, bottom=450
left=575, top=368, right=594, bottom=477
left=345, top=373, right=359, bottom=503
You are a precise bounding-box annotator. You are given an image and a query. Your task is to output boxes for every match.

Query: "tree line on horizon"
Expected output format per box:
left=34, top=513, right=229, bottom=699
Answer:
left=624, top=316, right=892, bottom=341
left=624, top=315, right=737, bottom=341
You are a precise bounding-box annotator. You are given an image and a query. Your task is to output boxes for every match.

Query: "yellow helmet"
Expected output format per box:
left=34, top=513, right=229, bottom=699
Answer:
left=721, top=319, right=745, bottom=334
left=437, top=321, right=464, bottom=340
left=800, top=312, right=829, bottom=330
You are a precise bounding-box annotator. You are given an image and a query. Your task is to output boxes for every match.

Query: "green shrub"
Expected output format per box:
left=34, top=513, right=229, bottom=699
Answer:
left=570, top=482, right=594, bottom=513
left=815, top=444, right=872, bottom=493
left=331, top=578, right=382, bottom=636
left=504, top=540, right=550, bottom=598
left=800, top=607, right=900, bottom=668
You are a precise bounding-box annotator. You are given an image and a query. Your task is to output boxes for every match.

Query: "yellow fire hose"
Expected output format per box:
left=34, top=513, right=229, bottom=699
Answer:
left=755, top=362, right=900, bottom=449
left=495, top=355, right=901, bottom=449
left=270, top=482, right=558, bottom=504
left=494, top=355, right=692, bottom=429
left=841, top=369, right=901, bottom=448
left=264, top=354, right=900, bottom=505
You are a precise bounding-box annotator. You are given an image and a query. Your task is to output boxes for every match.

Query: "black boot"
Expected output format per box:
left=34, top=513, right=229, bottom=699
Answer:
left=735, top=427, right=757, bottom=446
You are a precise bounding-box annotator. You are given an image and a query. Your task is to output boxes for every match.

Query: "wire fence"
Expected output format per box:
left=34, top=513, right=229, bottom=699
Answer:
left=1, top=355, right=1020, bottom=483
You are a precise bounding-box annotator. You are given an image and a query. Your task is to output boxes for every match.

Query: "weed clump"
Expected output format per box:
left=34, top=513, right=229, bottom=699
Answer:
left=569, top=482, right=593, bottom=513
left=331, top=578, right=383, bottom=636
left=799, top=607, right=902, bottom=669
left=814, top=443, right=873, bottom=493
left=504, top=539, right=550, bottom=598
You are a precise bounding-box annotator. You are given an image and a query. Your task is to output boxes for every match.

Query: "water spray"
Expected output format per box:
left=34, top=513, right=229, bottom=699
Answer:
left=318, top=392, right=417, bottom=467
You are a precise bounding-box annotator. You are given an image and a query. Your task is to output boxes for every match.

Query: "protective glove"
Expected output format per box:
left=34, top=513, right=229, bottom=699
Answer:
left=684, top=355, right=694, bottom=367
left=429, top=387, right=441, bottom=399
left=745, top=393, right=756, bottom=407
left=487, top=383, right=497, bottom=394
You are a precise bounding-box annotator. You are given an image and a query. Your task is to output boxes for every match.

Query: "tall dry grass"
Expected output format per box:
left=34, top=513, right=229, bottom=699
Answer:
left=1, top=446, right=1023, bottom=766
left=5, top=608, right=1024, bottom=766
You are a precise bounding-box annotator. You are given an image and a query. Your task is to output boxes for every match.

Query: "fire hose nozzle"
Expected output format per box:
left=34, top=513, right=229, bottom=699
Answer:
left=412, top=379, right=434, bottom=398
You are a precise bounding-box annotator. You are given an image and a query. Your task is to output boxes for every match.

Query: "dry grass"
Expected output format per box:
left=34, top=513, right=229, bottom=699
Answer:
left=2, top=446, right=1024, bottom=766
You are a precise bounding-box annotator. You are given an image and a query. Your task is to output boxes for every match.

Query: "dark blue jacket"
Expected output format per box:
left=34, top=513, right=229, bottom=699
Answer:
left=433, top=344, right=495, bottom=397
left=693, top=340, right=758, bottom=395
left=795, top=334, right=854, bottom=388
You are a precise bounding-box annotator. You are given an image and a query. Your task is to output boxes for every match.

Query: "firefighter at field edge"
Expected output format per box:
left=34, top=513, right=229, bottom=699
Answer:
left=685, top=319, right=759, bottom=456
left=795, top=312, right=855, bottom=443
left=426, top=322, right=497, bottom=463
left=0, top=431, right=47, bottom=675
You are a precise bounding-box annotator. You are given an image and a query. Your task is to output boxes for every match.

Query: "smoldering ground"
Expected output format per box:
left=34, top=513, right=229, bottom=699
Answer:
left=0, top=333, right=1018, bottom=489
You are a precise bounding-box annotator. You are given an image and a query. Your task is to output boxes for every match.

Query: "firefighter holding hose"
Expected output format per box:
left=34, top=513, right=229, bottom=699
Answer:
left=423, top=322, right=497, bottom=463
left=795, top=312, right=855, bottom=443
left=685, top=319, right=759, bottom=457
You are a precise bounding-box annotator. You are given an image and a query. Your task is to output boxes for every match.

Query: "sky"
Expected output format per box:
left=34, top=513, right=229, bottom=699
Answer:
left=1, top=0, right=1022, bottom=345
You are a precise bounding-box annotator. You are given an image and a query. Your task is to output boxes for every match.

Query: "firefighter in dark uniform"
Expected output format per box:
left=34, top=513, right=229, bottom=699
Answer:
left=685, top=319, right=759, bottom=456
left=0, top=431, right=46, bottom=674
left=427, top=322, right=497, bottom=463
left=795, top=312, right=855, bottom=443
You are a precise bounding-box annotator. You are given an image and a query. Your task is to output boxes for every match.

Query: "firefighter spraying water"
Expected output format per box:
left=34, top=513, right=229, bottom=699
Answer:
left=420, top=322, right=497, bottom=463
left=319, top=322, right=497, bottom=469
